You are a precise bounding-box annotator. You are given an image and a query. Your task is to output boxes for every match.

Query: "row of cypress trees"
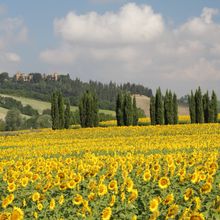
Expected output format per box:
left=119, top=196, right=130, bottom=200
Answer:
left=188, top=87, right=218, bottom=123
left=116, top=92, right=138, bottom=126
left=79, top=90, right=99, bottom=128
left=150, top=88, right=178, bottom=125
left=51, top=91, right=71, bottom=130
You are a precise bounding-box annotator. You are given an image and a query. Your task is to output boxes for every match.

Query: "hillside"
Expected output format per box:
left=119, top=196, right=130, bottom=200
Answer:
left=133, top=94, right=189, bottom=116
left=0, top=93, right=115, bottom=117
left=0, top=106, right=30, bottom=120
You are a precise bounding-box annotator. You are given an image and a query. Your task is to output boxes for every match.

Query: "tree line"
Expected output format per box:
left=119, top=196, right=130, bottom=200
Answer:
left=188, top=87, right=218, bottom=123
left=150, top=88, right=178, bottom=125
left=116, top=92, right=138, bottom=126
left=51, top=91, right=71, bottom=130
left=0, top=72, right=152, bottom=111
left=0, top=96, right=38, bottom=116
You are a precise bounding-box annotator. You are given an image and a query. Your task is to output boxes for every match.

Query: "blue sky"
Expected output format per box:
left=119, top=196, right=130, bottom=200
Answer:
left=1, top=0, right=220, bottom=95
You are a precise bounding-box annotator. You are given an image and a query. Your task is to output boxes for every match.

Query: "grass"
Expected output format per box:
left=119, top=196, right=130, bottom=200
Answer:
left=0, top=93, right=115, bottom=116
left=0, top=106, right=30, bottom=120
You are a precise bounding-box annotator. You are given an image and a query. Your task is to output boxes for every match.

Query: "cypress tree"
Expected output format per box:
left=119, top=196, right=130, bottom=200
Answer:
left=132, top=96, right=138, bottom=126
left=123, top=93, right=133, bottom=126
left=211, top=90, right=218, bottom=123
left=203, top=91, right=209, bottom=123
left=79, top=93, right=86, bottom=128
left=164, top=90, right=169, bottom=125
left=79, top=90, right=99, bottom=128
left=116, top=92, right=124, bottom=126
left=51, top=91, right=59, bottom=130
left=195, top=87, right=204, bottom=123
left=188, top=91, right=196, bottom=123
left=64, top=99, right=71, bottom=129
left=58, top=91, right=65, bottom=129
left=173, top=92, right=178, bottom=124
left=92, top=93, right=99, bottom=127
left=150, top=96, right=156, bottom=125
left=155, top=88, right=164, bottom=125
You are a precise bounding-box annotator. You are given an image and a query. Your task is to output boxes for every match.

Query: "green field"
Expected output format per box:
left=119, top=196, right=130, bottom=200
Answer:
left=0, top=94, right=115, bottom=119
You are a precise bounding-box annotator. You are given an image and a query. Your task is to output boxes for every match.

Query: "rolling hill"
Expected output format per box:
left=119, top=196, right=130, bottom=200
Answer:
left=133, top=94, right=189, bottom=116
left=0, top=93, right=115, bottom=120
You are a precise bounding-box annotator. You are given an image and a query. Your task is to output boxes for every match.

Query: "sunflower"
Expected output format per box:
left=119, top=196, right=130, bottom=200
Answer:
left=158, top=177, right=170, bottom=189
left=109, top=195, right=116, bottom=207
left=73, top=194, right=83, bottom=205
left=49, top=198, right=55, bottom=210
left=184, top=188, right=193, bottom=201
left=67, top=180, right=76, bottom=189
left=21, top=177, right=28, bottom=188
left=193, top=197, right=201, bottom=211
left=163, top=193, right=174, bottom=205
left=128, top=189, right=138, bottom=203
left=98, top=184, right=108, bottom=196
left=0, top=212, right=11, bottom=220
left=59, top=194, right=64, bottom=205
left=7, top=183, right=16, bottom=193
left=200, top=182, right=212, bottom=194
left=149, top=198, right=159, bottom=212
left=108, top=180, right=117, bottom=191
left=189, top=212, right=205, bottom=220
left=125, top=178, right=134, bottom=192
left=88, top=192, right=95, bottom=201
left=101, top=207, right=112, bottom=220
left=37, top=203, right=43, bottom=211
left=143, top=170, right=151, bottom=182
left=167, top=204, right=179, bottom=219
left=11, top=207, right=24, bottom=220
left=32, top=192, right=40, bottom=202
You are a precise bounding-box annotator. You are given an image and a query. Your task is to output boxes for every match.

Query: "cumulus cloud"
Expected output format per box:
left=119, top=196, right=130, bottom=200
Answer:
left=40, top=4, right=220, bottom=95
left=54, top=3, right=164, bottom=44
left=0, top=9, right=27, bottom=72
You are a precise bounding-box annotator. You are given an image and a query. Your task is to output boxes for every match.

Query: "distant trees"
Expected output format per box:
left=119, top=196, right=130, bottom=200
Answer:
left=150, top=88, right=178, bottom=125
left=5, top=109, right=22, bottom=131
left=188, top=87, right=218, bottom=123
left=0, top=96, right=38, bottom=116
left=79, top=90, right=99, bottom=128
left=64, top=99, right=71, bottom=129
left=51, top=91, right=70, bottom=130
left=116, top=92, right=124, bottom=126
left=115, top=92, right=138, bottom=126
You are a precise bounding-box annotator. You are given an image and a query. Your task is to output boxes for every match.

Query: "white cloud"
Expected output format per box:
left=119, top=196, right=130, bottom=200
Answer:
left=40, top=4, right=220, bottom=95
left=54, top=3, right=164, bottom=44
left=5, top=52, right=21, bottom=62
left=0, top=12, right=27, bottom=71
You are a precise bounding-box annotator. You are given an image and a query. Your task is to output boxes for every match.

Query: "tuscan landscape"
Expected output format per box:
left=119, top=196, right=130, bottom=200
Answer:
left=0, top=1, right=220, bottom=220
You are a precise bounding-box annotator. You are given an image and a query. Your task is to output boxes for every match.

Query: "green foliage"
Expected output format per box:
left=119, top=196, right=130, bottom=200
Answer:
left=0, top=75, right=153, bottom=111
left=189, top=88, right=218, bottom=124
left=155, top=88, right=164, bottom=125
left=64, top=99, right=71, bottom=129
left=5, top=109, right=22, bottom=131
left=150, top=96, right=156, bottom=125
left=51, top=91, right=59, bottom=130
left=211, top=91, right=218, bottom=123
left=0, top=95, right=38, bottom=116
left=79, top=90, right=99, bottom=128
left=203, top=91, right=210, bottom=123
left=123, top=93, right=133, bottom=126
left=0, top=119, right=5, bottom=131
left=132, top=96, right=139, bottom=126
left=195, top=87, right=204, bottom=123
left=173, top=93, right=178, bottom=124
left=58, top=91, right=65, bottom=129
left=188, top=91, right=196, bottom=123
left=116, top=92, right=124, bottom=126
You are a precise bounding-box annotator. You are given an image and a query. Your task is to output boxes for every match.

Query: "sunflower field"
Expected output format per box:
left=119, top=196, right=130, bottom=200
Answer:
left=0, top=124, right=220, bottom=219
